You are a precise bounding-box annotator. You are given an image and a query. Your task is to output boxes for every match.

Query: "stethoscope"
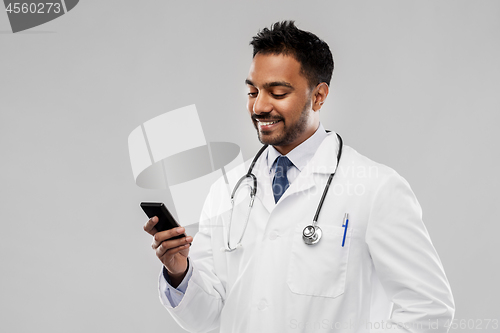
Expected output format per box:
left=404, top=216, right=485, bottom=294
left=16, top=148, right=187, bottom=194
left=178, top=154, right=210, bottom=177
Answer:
left=223, top=133, right=343, bottom=252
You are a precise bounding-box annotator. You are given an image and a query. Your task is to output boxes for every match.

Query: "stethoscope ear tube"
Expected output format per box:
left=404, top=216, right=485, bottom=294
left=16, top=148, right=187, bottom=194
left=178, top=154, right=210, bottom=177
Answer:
left=231, top=173, right=257, bottom=201
left=230, top=144, right=267, bottom=201
left=226, top=172, right=261, bottom=252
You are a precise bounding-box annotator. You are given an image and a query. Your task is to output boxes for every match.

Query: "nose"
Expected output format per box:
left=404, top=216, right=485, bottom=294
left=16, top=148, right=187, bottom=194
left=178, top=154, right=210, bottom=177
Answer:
left=252, top=92, right=273, bottom=115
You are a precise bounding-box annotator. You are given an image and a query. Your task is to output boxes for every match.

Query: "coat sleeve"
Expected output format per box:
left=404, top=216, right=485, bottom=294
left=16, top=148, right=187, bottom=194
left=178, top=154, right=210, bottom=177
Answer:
left=366, top=172, right=455, bottom=332
left=159, top=186, right=226, bottom=333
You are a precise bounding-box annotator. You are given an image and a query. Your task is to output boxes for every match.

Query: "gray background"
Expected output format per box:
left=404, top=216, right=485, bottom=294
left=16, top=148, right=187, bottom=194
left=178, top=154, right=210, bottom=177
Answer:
left=1, top=1, right=499, bottom=332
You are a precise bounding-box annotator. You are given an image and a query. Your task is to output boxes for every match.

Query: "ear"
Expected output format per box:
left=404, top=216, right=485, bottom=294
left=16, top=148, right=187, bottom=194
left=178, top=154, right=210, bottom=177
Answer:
left=311, top=83, right=329, bottom=111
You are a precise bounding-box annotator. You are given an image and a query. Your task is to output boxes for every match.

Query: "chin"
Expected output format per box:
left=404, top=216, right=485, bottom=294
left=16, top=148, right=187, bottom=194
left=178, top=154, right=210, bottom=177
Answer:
left=258, top=133, right=285, bottom=146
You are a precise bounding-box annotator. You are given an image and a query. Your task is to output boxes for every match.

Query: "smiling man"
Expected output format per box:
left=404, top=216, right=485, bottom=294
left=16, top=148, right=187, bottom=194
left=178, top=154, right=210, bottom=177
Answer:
left=144, top=21, right=455, bottom=332
left=246, top=52, right=327, bottom=155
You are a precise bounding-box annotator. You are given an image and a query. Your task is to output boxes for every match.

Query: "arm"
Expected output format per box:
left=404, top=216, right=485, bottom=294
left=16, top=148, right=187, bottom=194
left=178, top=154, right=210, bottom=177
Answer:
left=159, top=260, right=193, bottom=307
left=366, top=173, right=455, bottom=332
left=157, top=188, right=227, bottom=332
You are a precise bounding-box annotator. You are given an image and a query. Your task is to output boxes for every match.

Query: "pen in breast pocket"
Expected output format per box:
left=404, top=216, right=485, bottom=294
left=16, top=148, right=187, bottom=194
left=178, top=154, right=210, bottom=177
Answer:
left=342, top=213, right=349, bottom=247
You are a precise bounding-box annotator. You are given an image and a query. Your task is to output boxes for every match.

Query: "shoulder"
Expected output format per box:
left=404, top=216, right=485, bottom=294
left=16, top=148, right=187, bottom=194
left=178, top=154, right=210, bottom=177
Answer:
left=342, top=145, right=396, bottom=177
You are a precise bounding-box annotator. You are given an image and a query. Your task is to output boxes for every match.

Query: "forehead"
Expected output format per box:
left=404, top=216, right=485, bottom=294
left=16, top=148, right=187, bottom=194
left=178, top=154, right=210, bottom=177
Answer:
left=247, top=53, right=305, bottom=86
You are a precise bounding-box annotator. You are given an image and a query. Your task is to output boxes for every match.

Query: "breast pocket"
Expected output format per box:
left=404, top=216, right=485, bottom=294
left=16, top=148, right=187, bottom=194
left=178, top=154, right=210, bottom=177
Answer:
left=287, top=223, right=352, bottom=298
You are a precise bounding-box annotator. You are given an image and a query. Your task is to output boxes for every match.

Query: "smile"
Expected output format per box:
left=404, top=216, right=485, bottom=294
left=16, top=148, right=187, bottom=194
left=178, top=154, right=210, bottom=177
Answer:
left=258, top=120, right=280, bottom=126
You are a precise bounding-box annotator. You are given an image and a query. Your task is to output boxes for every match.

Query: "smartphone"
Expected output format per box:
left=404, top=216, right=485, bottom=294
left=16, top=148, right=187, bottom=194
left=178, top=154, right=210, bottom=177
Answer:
left=141, top=202, right=185, bottom=240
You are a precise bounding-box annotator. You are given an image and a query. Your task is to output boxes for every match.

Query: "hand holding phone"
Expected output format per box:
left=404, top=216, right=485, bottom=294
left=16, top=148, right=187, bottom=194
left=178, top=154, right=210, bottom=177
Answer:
left=142, top=202, right=191, bottom=285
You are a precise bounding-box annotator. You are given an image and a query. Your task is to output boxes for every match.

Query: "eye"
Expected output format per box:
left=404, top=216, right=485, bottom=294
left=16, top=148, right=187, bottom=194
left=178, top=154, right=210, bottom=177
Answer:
left=248, top=92, right=258, bottom=98
left=271, top=93, right=287, bottom=98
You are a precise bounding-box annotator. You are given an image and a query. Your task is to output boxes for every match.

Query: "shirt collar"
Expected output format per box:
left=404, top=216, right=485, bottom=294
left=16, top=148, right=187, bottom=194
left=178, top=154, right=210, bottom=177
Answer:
left=267, top=123, right=328, bottom=174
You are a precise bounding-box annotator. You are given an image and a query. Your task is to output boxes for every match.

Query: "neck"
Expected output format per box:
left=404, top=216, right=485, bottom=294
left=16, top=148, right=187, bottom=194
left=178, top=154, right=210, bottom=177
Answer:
left=273, top=124, right=319, bottom=155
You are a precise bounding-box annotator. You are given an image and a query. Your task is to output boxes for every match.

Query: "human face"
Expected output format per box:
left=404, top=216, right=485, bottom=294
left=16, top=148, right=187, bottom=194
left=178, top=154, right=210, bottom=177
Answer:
left=246, top=53, right=320, bottom=155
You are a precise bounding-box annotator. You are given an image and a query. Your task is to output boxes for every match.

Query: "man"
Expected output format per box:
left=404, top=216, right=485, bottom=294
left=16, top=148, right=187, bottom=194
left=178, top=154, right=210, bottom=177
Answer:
left=144, top=21, right=454, bottom=332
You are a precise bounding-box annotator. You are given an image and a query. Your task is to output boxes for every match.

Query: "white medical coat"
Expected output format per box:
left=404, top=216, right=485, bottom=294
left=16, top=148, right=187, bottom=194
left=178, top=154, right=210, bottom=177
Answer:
left=159, top=133, right=455, bottom=332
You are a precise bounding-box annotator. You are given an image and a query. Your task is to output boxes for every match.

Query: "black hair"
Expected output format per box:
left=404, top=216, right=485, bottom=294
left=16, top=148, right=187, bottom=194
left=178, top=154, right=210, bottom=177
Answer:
left=250, top=21, right=334, bottom=88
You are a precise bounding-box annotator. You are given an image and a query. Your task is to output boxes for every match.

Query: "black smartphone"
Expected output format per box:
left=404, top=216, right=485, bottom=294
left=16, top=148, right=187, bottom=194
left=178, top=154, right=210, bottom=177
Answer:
left=141, top=202, right=185, bottom=240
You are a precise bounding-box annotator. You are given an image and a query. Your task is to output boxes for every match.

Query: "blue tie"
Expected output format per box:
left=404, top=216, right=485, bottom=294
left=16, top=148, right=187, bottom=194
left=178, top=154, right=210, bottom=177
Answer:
left=272, top=156, right=293, bottom=203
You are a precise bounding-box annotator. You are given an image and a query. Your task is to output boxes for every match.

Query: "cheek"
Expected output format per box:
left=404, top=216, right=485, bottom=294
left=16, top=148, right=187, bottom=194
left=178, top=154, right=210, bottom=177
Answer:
left=278, top=100, right=299, bottom=120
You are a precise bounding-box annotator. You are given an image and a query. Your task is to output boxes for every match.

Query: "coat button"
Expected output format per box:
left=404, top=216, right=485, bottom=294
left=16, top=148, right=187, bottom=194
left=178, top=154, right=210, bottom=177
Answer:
left=257, top=299, right=267, bottom=310
left=269, top=231, right=278, bottom=240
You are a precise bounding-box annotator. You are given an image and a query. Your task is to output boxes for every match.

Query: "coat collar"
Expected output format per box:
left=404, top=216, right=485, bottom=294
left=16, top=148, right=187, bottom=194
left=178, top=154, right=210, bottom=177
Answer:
left=306, top=131, right=341, bottom=175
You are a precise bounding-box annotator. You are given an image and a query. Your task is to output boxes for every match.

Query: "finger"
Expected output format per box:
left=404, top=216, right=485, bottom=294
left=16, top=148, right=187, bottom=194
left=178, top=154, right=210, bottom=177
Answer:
left=156, top=235, right=193, bottom=253
left=152, top=227, right=187, bottom=248
left=143, top=216, right=159, bottom=235
left=156, top=236, right=192, bottom=256
left=158, top=243, right=191, bottom=262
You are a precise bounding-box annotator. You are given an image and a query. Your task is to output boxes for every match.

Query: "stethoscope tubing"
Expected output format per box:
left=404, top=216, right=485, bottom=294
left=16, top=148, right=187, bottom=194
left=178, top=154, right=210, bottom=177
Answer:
left=224, top=132, right=343, bottom=251
left=312, top=134, right=343, bottom=225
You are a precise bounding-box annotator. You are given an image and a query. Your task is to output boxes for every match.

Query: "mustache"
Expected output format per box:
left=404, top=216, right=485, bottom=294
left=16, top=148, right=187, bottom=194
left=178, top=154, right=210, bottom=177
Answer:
left=251, top=114, right=284, bottom=122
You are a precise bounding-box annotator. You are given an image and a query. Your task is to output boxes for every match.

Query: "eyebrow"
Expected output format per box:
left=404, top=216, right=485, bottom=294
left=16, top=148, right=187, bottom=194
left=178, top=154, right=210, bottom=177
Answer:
left=245, top=79, right=294, bottom=90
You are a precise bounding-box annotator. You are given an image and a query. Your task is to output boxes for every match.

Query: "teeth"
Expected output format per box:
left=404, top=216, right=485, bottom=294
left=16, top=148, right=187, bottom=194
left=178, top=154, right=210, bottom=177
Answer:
left=259, top=121, right=279, bottom=126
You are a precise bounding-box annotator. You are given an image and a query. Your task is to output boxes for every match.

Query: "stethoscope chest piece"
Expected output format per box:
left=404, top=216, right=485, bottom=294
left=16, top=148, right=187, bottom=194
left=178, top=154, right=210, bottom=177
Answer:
left=302, top=225, right=322, bottom=245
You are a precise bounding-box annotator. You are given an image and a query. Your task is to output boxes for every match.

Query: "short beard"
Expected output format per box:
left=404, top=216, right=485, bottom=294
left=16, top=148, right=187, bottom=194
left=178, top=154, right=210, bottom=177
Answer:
left=253, top=98, right=312, bottom=147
